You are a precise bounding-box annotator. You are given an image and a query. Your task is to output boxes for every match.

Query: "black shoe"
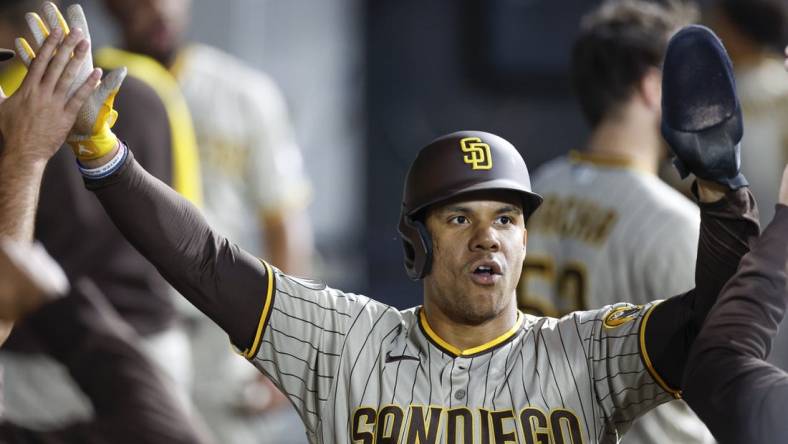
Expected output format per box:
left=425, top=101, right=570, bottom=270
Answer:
left=661, top=25, right=747, bottom=189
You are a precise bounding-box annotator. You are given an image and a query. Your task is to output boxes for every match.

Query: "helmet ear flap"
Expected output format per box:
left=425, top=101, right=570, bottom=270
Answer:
left=398, top=213, right=433, bottom=280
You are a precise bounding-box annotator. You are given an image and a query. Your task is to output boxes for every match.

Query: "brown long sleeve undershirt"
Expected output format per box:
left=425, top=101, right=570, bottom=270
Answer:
left=682, top=205, right=788, bottom=443
left=87, top=148, right=266, bottom=351
left=0, top=279, right=211, bottom=444
left=645, top=184, right=761, bottom=391
left=86, top=145, right=760, bottom=382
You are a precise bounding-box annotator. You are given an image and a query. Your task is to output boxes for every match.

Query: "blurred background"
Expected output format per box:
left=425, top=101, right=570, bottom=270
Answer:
left=68, top=0, right=786, bottom=360
left=0, top=0, right=786, bottom=443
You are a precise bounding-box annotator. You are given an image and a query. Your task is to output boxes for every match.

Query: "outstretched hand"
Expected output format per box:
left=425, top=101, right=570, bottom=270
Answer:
left=15, top=2, right=125, bottom=162
left=0, top=27, right=100, bottom=165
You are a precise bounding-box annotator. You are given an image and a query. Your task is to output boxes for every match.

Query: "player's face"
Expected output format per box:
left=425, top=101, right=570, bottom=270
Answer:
left=104, top=0, right=192, bottom=64
left=423, top=190, right=527, bottom=325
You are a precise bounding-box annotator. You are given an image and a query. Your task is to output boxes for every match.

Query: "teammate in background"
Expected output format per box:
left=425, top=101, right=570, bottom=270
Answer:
left=0, top=36, right=208, bottom=443
left=705, top=0, right=788, bottom=226
left=518, top=2, right=711, bottom=441
left=0, top=1, right=199, bottom=428
left=8, top=6, right=763, bottom=443
left=100, top=1, right=314, bottom=442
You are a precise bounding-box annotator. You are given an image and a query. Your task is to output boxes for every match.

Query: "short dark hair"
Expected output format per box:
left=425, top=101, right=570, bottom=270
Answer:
left=719, top=0, right=787, bottom=51
left=571, top=0, right=697, bottom=127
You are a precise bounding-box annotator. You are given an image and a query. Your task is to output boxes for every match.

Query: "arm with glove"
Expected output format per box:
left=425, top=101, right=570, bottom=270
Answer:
left=0, top=2, right=123, bottom=242
left=4, top=2, right=277, bottom=354
left=633, top=26, right=762, bottom=398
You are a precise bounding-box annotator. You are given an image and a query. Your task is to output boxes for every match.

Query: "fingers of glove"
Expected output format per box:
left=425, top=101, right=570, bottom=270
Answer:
left=65, top=5, right=91, bottom=44
left=25, top=12, right=51, bottom=49
left=24, top=28, right=62, bottom=85
left=53, top=37, right=90, bottom=98
left=90, top=67, right=126, bottom=132
left=95, top=67, right=126, bottom=106
left=63, top=4, right=94, bottom=95
left=14, top=38, right=35, bottom=68
left=65, top=67, right=101, bottom=117
left=42, top=2, right=70, bottom=38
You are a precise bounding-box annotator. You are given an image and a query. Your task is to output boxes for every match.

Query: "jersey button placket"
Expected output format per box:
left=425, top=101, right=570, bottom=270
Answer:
left=451, top=357, right=471, bottom=405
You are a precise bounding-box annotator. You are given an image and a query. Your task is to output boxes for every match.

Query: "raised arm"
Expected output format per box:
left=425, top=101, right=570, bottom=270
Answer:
left=681, top=171, right=788, bottom=442
left=0, top=2, right=281, bottom=357
left=679, top=52, right=788, bottom=441
left=0, top=27, right=100, bottom=241
left=84, top=149, right=269, bottom=353
left=637, top=25, right=762, bottom=396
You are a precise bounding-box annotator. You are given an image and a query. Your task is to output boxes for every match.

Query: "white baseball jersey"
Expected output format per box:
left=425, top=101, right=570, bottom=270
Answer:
left=174, top=44, right=311, bottom=252
left=248, top=262, right=676, bottom=444
left=519, top=152, right=710, bottom=444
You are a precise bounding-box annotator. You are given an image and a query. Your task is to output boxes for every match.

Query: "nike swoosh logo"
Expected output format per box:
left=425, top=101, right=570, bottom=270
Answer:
left=385, top=351, right=420, bottom=363
left=78, top=145, right=94, bottom=156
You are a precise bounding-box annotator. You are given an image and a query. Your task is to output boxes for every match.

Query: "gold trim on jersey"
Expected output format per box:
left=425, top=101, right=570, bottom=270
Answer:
left=639, top=302, right=682, bottom=399
left=418, top=309, right=524, bottom=357
left=239, top=259, right=276, bottom=359
left=569, top=150, right=651, bottom=173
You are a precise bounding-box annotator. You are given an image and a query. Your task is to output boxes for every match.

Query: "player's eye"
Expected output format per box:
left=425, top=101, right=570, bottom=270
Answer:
left=449, top=215, right=470, bottom=225
left=496, top=215, right=513, bottom=225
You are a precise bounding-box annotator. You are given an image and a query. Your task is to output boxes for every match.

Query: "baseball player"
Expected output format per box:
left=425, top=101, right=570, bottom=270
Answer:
left=0, top=32, right=209, bottom=443
left=516, top=2, right=710, bottom=442
left=7, top=7, right=761, bottom=444
left=99, top=2, right=315, bottom=441
left=680, top=44, right=788, bottom=444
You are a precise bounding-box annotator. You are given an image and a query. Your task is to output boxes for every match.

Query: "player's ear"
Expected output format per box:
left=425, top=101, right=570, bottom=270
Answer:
left=638, top=67, right=662, bottom=112
left=522, top=228, right=528, bottom=249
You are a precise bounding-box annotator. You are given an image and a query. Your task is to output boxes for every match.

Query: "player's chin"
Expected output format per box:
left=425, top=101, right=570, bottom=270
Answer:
left=461, top=298, right=509, bottom=325
left=468, top=289, right=506, bottom=310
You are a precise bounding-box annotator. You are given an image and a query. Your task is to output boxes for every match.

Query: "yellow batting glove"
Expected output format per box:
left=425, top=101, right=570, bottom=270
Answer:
left=15, top=2, right=126, bottom=161
left=66, top=67, right=126, bottom=160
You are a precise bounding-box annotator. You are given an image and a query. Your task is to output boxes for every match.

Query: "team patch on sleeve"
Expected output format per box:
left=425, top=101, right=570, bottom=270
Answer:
left=603, top=304, right=643, bottom=329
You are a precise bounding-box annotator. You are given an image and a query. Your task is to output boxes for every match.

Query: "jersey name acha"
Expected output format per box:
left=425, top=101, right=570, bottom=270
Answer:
left=248, top=264, right=671, bottom=444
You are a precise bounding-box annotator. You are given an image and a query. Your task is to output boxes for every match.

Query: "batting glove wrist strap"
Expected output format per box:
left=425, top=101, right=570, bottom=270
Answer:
left=67, top=122, right=118, bottom=160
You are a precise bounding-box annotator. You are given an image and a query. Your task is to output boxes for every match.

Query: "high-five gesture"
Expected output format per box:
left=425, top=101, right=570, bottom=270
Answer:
left=0, top=28, right=100, bottom=165
left=0, top=9, right=103, bottom=242
left=15, top=2, right=126, bottom=161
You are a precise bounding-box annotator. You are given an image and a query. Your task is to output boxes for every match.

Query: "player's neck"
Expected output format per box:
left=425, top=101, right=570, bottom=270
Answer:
left=585, top=115, right=661, bottom=174
left=421, top=300, right=519, bottom=354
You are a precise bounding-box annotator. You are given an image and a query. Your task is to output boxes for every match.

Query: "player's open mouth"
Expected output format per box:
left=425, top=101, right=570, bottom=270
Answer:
left=470, top=261, right=502, bottom=285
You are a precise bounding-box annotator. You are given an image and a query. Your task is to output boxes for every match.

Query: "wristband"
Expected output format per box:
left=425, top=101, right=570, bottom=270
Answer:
left=78, top=142, right=128, bottom=180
